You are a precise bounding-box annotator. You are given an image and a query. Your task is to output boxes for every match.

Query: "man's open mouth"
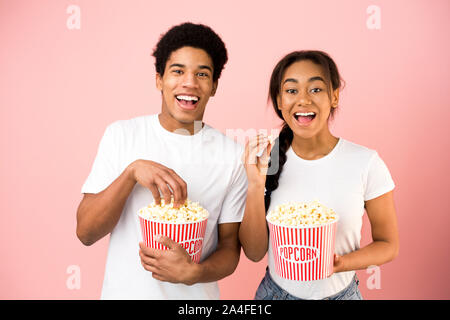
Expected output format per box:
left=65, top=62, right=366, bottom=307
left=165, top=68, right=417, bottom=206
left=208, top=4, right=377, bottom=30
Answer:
left=176, top=95, right=199, bottom=107
left=293, top=112, right=316, bottom=125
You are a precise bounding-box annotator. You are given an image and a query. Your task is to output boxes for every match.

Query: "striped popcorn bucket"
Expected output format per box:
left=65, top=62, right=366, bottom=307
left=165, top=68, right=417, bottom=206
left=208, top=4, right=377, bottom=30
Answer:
left=138, top=214, right=208, bottom=264
left=267, top=218, right=338, bottom=281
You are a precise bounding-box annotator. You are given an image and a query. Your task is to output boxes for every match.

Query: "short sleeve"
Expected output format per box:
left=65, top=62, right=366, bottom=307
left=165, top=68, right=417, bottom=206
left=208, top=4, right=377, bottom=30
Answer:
left=364, top=152, right=395, bottom=201
left=81, top=123, right=121, bottom=194
left=218, top=152, right=248, bottom=224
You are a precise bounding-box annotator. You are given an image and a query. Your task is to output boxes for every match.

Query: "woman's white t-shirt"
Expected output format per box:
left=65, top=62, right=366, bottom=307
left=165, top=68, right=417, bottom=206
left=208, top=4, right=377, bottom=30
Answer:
left=81, top=115, right=248, bottom=299
left=267, top=138, right=395, bottom=299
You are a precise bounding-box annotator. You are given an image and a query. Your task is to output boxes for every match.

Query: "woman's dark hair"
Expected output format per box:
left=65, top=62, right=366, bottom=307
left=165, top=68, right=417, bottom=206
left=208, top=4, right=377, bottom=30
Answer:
left=264, top=50, right=343, bottom=211
left=152, top=22, right=228, bottom=82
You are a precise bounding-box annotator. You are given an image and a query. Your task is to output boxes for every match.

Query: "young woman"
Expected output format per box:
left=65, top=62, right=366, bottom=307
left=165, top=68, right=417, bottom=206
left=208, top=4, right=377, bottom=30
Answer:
left=240, top=51, right=399, bottom=300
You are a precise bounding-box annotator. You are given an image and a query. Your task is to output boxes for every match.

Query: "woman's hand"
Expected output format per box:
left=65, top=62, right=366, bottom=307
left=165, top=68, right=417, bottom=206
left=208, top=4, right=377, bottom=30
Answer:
left=333, top=254, right=346, bottom=274
left=242, top=134, right=274, bottom=187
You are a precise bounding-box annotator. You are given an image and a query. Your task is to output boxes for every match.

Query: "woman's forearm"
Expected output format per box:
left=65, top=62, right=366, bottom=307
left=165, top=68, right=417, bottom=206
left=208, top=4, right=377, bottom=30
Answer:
left=239, top=184, right=269, bottom=262
left=336, top=239, right=399, bottom=273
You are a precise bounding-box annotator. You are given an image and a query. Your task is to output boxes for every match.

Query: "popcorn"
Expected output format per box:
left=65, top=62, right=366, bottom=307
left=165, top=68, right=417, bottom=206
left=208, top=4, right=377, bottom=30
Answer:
left=138, top=198, right=209, bottom=223
left=267, top=200, right=337, bottom=227
left=256, top=134, right=277, bottom=158
left=266, top=200, right=339, bottom=280
left=138, top=198, right=209, bottom=263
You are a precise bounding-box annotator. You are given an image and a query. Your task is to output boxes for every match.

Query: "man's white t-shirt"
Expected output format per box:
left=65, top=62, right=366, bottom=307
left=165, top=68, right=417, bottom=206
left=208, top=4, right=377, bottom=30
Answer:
left=81, top=114, right=248, bottom=299
left=267, top=138, right=395, bottom=299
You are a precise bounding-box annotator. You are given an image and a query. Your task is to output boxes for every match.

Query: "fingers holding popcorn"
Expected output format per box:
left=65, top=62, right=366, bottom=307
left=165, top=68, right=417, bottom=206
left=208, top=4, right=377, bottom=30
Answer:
left=243, top=134, right=275, bottom=185
left=131, top=159, right=188, bottom=208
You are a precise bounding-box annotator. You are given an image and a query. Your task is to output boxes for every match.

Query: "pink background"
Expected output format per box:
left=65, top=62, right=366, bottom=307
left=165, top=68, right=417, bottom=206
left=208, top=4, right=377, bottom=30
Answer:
left=1, top=0, right=449, bottom=299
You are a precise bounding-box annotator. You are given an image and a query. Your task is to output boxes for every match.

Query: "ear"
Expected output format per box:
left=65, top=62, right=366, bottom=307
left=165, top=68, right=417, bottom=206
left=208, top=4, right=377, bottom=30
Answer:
left=156, top=73, right=162, bottom=91
left=331, top=88, right=339, bottom=109
left=210, top=81, right=218, bottom=97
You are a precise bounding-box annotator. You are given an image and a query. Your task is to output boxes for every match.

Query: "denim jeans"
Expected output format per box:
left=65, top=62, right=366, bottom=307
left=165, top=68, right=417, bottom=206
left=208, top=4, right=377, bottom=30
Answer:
left=254, top=268, right=363, bottom=300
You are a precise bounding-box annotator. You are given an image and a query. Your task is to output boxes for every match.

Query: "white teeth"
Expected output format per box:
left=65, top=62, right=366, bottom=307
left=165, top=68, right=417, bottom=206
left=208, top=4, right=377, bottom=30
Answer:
left=295, top=112, right=315, bottom=116
left=176, top=95, right=199, bottom=102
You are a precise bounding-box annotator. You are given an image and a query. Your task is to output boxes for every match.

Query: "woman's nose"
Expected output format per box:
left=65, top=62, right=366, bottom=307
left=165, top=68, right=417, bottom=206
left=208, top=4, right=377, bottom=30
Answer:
left=297, top=90, right=312, bottom=105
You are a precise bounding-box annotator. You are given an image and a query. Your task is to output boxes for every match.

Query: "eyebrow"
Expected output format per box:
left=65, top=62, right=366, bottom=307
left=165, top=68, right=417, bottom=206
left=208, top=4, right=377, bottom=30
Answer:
left=168, top=63, right=213, bottom=72
left=198, top=65, right=213, bottom=72
left=283, top=76, right=326, bottom=85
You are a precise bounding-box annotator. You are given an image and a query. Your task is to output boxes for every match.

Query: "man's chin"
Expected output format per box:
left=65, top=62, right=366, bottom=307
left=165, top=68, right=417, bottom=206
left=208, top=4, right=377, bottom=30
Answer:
left=172, top=115, right=199, bottom=125
left=160, top=106, right=205, bottom=131
left=176, top=115, right=196, bottom=123
left=173, top=109, right=204, bottom=124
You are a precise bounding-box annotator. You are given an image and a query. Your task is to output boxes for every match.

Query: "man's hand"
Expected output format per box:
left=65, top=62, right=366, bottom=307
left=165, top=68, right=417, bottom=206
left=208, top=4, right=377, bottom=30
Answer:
left=139, top=236, right=201, bottom=285
left=130, top=159, right=187, bottom=207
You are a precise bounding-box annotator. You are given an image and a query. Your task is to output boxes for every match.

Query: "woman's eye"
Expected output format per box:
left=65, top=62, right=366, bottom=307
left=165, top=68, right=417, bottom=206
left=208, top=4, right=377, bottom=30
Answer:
left=286, top=89, right=297, bottom=94
left=310, top=88, right=322, bottom=93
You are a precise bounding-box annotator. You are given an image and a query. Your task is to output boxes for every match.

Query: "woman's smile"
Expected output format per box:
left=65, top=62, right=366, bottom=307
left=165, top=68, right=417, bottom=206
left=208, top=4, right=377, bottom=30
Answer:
left=292, top=111, right=317, bottom=126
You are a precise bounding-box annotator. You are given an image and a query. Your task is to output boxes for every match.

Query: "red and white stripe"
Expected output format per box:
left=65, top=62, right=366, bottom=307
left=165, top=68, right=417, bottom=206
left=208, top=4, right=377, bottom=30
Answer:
left=268, top=221, right=337, bottom=281
left=138, top=217, right=208, bottom=263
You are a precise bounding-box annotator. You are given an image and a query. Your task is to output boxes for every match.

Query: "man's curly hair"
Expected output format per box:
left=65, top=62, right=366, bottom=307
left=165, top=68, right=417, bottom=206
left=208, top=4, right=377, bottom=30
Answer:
left=152, top=22, right=228, bottom=82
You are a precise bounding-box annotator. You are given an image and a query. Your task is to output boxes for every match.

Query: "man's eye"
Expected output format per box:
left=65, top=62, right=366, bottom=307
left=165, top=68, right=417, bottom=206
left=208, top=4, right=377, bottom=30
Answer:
left=173, top=69, right=183, bottom=74
left=197, top=72, right=209, bottom=77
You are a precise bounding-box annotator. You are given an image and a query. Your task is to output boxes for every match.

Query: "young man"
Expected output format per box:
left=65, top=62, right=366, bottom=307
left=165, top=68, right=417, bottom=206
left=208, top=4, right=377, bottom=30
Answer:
left=77, top=22, right=248, bottom=299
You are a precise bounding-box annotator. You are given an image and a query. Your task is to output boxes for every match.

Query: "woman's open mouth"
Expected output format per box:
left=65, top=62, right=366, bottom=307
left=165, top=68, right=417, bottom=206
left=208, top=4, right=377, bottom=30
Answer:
left=293, top=112, right=316, bottom=126
left=176, top=95, right=200, bottom=110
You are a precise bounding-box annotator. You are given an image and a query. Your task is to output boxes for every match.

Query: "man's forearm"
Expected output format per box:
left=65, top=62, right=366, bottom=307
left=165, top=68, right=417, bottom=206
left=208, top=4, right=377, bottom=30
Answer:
left=189, top=245, right=241, bottom=284
left=76, top=163, right=137, bottom=245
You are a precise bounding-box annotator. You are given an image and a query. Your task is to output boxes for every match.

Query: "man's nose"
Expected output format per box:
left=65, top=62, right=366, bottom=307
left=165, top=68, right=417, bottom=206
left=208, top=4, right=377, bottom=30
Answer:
left=181, top=72, right=199, bottom=88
